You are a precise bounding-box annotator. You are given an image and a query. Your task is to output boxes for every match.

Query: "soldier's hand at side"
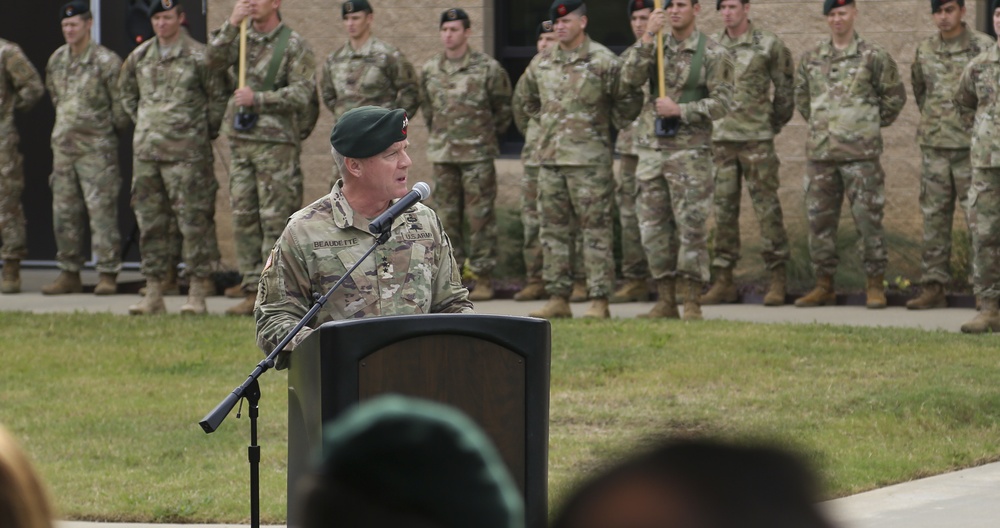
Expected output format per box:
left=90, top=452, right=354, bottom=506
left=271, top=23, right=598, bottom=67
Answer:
left=229, top=0, right=251, bottom=26
left=234, top=86, right=255, bottom=107
left=656, top=96, right=680, bottom=118
left=642, top=9, right=667, bottom=44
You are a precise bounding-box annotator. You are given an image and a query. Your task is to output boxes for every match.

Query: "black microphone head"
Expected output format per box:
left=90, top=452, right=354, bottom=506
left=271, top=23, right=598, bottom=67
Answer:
left=412, top=182, right=431, bottom=200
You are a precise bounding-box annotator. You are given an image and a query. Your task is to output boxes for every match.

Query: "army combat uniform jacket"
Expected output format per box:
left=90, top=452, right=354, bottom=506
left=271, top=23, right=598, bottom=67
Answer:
left=321, top=37, right=420, bottom=122
left=420, top=49, right=512, bottom=163
left=0, top=39, right=44, bottom=152
left=794, top=32, right=906, bottom=161
left=955, top=45, right=1000, bottom=169
left=120, top=31, right=229, bottom=161
left=913, top=24, right=994, bottom=150
left=712, top=22, right=794, bottom=141
left=255, top=180, right=473, bottom=361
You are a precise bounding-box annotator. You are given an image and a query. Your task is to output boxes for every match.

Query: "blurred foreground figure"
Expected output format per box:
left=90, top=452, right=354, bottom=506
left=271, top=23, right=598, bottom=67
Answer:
left=0, top=423, right=55, bottom=528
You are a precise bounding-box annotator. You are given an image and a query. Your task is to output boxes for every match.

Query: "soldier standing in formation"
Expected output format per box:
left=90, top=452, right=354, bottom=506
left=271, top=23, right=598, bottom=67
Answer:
left=206, top=0, right=317, bottom=316
left=119, top=0, right=228, bottom=315
left=420, top=8, right=512, bottom=301
left=321, top=0, right=420, bottom=187
left=517, top=0, right=642, bottom=320
left=954, top=0, right=1000, bottom=333
left=43, top=1, right=129, bottom=296
left=619, top=0, right=734, bottom=320
left=700, top=0, right=793, bottom=307
left=608, top=0, right=654, bottom=305
left=0, top=36, right=43, bottom=295
left=907, top=0, right=992, bottom=310
left=792, top=0, right=906, bottom=309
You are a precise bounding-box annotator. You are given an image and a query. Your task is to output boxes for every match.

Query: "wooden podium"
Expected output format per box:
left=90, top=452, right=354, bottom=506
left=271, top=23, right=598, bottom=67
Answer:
left=286, top=313, right=551, bottom=527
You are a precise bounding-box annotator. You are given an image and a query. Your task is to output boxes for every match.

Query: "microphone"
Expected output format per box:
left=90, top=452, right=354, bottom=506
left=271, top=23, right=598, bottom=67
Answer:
left=368, top=182, right=432, bottom=235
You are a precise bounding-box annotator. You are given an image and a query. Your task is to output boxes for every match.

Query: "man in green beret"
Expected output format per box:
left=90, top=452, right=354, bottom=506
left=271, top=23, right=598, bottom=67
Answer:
left=515, top=0, right=643, bottom=319
left=793, top=0, right=906, bottom=309
left=954, top=0, right=1000, bottom=332
left=119, top=0, right=229, bottom=315
left=321, top=0, right=420, bottom=187
left=0, top=36, right=43, bottom=294
left=255, top=106, right=472, bottom=356
left=907, top=0, right=992, bottom=310
left=420, top=8, right=512, bottom=302
left=206, top=0, right=318, bottom=316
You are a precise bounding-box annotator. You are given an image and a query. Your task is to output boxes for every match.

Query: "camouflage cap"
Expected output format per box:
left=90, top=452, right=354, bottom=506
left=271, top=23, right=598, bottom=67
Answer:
left=148, top=0, right=180, bottom=17
left=629, top=0, right=656, bottom=15
left=61, top=0, right=89, bottom=20
left=318, top=395, right=525, bottom=528
left=342, top=0, right=373, bottom=18
left=823, top=0, right=854, bottom=15
left=440, top=7, right=470, bottom=26
left=536, top=20, right=554, bottom=40
left=550, top=0, right=585, bottom=21
left=330, top=106, right=409, bottom=159
left=930, top=0, right=962, bottom=12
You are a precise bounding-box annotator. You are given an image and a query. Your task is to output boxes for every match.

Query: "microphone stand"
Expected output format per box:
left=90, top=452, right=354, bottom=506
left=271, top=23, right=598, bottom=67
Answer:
left=199, top=229, right=391, bottom=528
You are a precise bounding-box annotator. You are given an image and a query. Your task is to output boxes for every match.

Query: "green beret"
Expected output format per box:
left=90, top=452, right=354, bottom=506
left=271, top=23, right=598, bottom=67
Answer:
left=550, top=0, right=585, bottom=21
left=342, top=0, right=372, bottom=18
left=330, top=106, right=409, bottom=159
left=318, top=396, right=525, bottom=528
left=149, top=0, right=180, bottom=17
left=930, top=0, right=962, bottom=12
left=440, top=8, right=470, bottom=26
left=823, top=0, right=854, bottom=14
left=629, top=0, right=656, bottom=15
left=61, top=0, right=89, bottom=19
left=535, top=20, right=554, bottom=40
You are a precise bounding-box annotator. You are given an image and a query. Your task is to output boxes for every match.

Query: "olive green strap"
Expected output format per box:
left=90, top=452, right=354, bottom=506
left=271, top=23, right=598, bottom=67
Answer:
left=677, top=32, right=707, bottom=104
left=261, top=26, right=291, bottom=92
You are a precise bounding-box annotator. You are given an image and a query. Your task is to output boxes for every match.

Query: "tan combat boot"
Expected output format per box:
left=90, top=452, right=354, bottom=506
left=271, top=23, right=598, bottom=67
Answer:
left=763, top=265, right=787, bottom=306
left=129, top=278, right=166, bottom=315
left=638, top=278, right=679, bottom=319
left=180, top=277, right=212, bottom=315
left=569, top=280, right=588, bottom=303
left=468, top=276, right=495, bottom=302
left=1, top=259, right=21, bottom=294
left=513, top=278, right=546, bottom=301
left=140, top=266, right=180, bottom=296
left=866, top=274, right=887, bottom=309
left=906, top=282, right=947, bottom=310
left=94, top=273, right=117, bottom=296
left=961, top=298, right=1000, bottom=334
left=683, top=279, right=703, bottom=321
left=794, top=275, right=836, bottom=307
left=609, top=279, right=650, bottom=303
left=223, top=283, right=245, bottom=299
left=583, top=297, right=610, bottom=318
left=699, top=267, right=738, bottom=305
left=42, top=270, right=83, bottom=295
left=528, top=295, right=572, bottom=319
left=226, top=292, right=256, bottom=316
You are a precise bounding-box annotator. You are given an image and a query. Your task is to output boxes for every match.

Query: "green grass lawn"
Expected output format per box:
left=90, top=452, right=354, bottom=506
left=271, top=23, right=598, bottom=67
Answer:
left=1, top=312, right=999, bottom=524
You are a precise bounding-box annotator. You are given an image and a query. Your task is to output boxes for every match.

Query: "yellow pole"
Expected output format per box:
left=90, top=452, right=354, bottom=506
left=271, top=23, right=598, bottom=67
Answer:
left=238, top=18, right=248, bottom=90
left=654, top=0, right=666, bottom=98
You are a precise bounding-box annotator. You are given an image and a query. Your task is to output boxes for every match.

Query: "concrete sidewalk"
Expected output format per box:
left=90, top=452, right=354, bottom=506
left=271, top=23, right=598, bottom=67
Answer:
left=6, top=269, right=996, bottom=528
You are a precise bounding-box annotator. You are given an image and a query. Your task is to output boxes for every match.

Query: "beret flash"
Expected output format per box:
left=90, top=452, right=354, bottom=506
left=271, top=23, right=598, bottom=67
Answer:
left=440, top=7, right=470, bottom=26
left=61, top=0, right=90, bottom=20
left=148, top=0, right=180, bottom=17
left=550, top=0, right=585, bottom=21
left=823, top=0, right=855, bottom=15
left=330, top=106, right=409, bottom=159
left=342, top=0, right=373, bottom=18
left=629, top=0, right=656, bottom=15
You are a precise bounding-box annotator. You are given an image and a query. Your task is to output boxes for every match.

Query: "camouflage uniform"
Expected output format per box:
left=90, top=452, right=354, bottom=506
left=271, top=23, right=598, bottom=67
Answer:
left=255, top=179, right=473, bottom=362
left=619, top=31, right=735, bottom=283
left=711, top=22, right=794, bottom=271
left=513, top=92, right=544, bottom=282
left=514, top=36, right=642, bottom=298
left=420, top=49, right=512, bottom=276
left=955, top=44, right=1000, bottom=300
left=46, top=41, right=128, bottom=274
left=613, top=45, right=650, bottom=282
left=0, top=39, right=44, bottom=262
left=207, top=19, right=317, bottom=291
left=911, top=23, right=993, bottom=286
left=321, top=37, right=419, bottom=184
left=119, top=31, right=228, bottom=280
left=794, top=32, right=906, bottom=278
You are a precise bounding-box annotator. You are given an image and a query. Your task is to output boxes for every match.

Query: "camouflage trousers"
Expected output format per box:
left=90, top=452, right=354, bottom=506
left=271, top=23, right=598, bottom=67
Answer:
left=710, top=140, right=789, bottom=270
left=615, top=154, right=649, bottom=279
left=230, top=139, right=303, bottom=291
left=636, top=147, right=714, bottom=283
left=918, top=147, right=974, bottom=285
left=50, top=147, right=122, bottom=273
left=970, top=167, right=1000, bottom=299
left=538, top=164, right=615, bottom=298
left=433, top=161, right=497, bottom=276
left=132, top=157, right=219, bottom=279
left=0, top=144, right=27, bottom=261
left=520, top=164, right=583, bottom=282
left=804, top=158, right=887, bottom=277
